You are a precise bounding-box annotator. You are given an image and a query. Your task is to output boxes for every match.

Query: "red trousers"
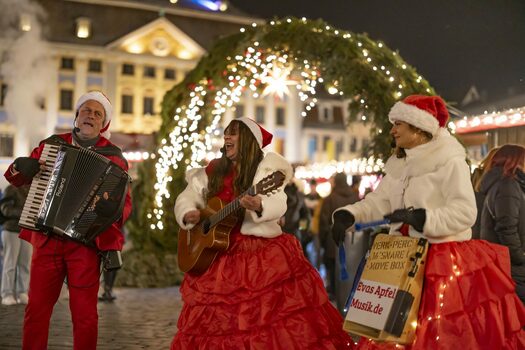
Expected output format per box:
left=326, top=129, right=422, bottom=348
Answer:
left=23, top=237, right=100, bottom=350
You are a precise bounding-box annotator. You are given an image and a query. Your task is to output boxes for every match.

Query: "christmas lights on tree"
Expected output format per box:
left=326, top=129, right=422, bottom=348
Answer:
left=128, top=17, right=435, bottom=243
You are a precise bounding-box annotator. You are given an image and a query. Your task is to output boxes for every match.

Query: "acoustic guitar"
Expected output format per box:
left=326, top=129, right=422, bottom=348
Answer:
left=177, top=171, right=286, bottom=274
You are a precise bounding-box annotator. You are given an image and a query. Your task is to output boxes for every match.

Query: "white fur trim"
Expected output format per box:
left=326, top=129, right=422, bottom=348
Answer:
left=75, top=91, right=113, bottom=138
left=389, top=101, right=439, bottom=135
left=236, top=117, right=262, bottom=148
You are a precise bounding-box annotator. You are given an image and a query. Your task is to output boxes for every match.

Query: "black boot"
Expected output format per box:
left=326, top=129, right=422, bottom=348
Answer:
left=99, top=270, right=118, bottom=302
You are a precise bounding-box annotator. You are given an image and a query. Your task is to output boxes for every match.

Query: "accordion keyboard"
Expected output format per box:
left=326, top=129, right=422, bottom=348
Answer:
left=19, top=143, right=60, bottom=230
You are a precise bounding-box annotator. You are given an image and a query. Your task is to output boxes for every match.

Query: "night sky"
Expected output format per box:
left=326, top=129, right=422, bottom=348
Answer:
left=229, top=0, right=525, bottom=107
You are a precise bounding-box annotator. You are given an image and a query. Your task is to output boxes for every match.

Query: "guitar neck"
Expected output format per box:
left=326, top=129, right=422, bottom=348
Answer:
left=208, top=187, right=255, bottom=227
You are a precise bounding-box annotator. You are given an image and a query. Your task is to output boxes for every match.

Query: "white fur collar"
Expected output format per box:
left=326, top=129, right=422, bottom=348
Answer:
left=257, top=152, right=293, bottom=184
left=385, top=129, right=466, bottom=179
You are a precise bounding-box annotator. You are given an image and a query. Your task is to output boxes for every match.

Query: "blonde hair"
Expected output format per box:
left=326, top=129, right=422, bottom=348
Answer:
left=472, top=147, right=500, bottom=191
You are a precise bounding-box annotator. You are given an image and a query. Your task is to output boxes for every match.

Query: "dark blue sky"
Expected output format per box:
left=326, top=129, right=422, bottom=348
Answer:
left=229, top=0, right=525, bottom=106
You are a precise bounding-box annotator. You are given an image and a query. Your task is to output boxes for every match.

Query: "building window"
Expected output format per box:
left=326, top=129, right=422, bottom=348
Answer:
left=276, top=107, right=285, bottom=126
left=88, top=59, right=102, bottom=73
left=19, top=13, right=31, bottom=32
left=362, top=138, right=369, bottom=151
left=234, top=104, right=244, bottom=119
left=350, top=137, right=358, bottom=153
left=76, top=17, right=91, bottom=38
left=0, top=134, right=14, bottom=157
left=0, top=84, right=7, bottom=106
left=336, top=139, right=343, bottom=159
left=143, top=66, right=156, bottom=78
left=61, top=57, right=75, bottom=70
left=122, top=64, right=134, bottom=76
left=255, top=106, right=265, bottom=124
left=143, top=97, right=154, bottom=115
left=164, top=68, right=176, bottom=80
left=321, top=106, right=333, bottom=123
left=322, top=136, right=330, bottom=151
left=122, top=95, right=133, bottom=114
left=59, top=89, right=73, bottom=110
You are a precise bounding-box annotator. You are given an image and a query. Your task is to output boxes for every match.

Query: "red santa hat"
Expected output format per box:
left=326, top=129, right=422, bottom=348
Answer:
left=236, top=117, right=273, bottom=149
left=75, top=91, right=113, bottom=139
left=388, top=95, right=449, bottom=136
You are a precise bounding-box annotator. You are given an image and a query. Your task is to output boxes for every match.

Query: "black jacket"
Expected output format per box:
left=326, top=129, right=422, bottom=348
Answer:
left=0, top=184, right=29, bottom=232
left=282, top=183, right=310, bottom=235
left=319, top=185, right=360, bottom=259
left=479, top=167, right=525, bottom=282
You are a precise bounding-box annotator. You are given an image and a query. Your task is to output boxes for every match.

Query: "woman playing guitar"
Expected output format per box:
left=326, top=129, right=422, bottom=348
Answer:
left=171, top=117, right=354, bottom=349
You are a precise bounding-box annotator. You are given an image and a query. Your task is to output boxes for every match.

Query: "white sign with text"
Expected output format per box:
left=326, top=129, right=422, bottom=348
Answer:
left=347, top=279, right=397, bottom=330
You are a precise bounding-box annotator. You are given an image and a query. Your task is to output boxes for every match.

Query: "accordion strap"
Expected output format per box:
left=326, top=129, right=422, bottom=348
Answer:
left=42, top=134, right=128, bottom=167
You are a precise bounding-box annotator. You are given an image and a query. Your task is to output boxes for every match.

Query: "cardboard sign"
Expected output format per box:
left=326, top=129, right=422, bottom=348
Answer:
left=344, top=234, right=428, bottom=345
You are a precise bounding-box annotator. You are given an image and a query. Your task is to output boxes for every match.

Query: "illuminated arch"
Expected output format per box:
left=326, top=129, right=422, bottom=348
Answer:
left=132, top=17, right=435, bottom=240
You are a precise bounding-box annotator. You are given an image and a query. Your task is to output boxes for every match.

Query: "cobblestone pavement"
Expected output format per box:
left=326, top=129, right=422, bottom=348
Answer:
left=0, top=287, right=182, bottom=349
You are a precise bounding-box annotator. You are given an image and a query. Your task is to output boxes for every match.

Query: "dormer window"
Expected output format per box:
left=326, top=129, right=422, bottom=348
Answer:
left=20, top=13, right=31, bottom=32
left=76, top=17, right=91, bottom=39
left=321, top=106, right=333, bottom=123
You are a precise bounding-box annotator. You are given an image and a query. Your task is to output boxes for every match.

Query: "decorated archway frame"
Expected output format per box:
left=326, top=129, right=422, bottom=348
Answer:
left=148, top=17, right=435, bottom=232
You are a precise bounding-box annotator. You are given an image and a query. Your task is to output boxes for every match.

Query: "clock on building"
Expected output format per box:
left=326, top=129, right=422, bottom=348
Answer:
left=150, top=36, right=171, bottom=57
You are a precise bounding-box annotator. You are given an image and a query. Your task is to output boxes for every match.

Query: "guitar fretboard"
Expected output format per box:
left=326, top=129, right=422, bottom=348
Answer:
left=207, top=187, right=255, bottom=227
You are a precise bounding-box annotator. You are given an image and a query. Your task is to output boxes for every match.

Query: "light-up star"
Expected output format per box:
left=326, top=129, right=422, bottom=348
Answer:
left=261, top=66, right=296, bottom=99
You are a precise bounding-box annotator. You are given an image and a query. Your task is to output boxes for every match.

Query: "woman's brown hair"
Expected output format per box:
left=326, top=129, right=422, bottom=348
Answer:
left=472, top=147, right=500, bottom=191
left=489, top=144, right=525, bottom=178
left=207, top=120, right=264, bottom=198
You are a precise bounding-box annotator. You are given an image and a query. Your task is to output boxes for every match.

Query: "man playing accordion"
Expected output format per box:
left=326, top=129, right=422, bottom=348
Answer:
left=4, top=91, right=132, bottom=350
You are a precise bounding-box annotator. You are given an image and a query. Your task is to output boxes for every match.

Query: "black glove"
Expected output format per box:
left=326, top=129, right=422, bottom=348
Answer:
left=13, top=157, right=41, bottom=178
left=331, top=210, right=355, bottom=244
left=95, top=198, right=120, bottom=218
left=384, top=208, right=426, bottom=233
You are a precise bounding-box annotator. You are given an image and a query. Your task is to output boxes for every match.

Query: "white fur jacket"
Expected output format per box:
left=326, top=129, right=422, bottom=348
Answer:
left=334, top=129, right=477, bottom=244
left=174, top=152, right=293, bottom=238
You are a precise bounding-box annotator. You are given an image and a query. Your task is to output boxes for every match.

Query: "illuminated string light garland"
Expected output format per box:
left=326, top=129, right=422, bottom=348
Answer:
left=294, top=157, right=385, bottom=180
left=142, top=17, right=434, bottom=232
left=450, top=106, right=525, bottom=134
left=149, top=44, right=320, bottom=229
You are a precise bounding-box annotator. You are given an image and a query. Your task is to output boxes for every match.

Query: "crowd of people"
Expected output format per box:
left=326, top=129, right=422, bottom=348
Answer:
left=1, top=90, right=524, bottom=349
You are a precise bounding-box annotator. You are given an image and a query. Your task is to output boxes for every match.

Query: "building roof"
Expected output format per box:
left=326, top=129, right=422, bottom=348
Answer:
left=38, top=0, right=262, bottom=49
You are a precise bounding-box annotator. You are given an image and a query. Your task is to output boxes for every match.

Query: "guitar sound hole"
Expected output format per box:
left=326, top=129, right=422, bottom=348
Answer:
left=201, top=219, right=211, bottom=234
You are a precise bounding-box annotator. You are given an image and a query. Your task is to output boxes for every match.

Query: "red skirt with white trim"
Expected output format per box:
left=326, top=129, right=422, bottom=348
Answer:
left=356, top=239, right=525, bottom=350
left=171, top=230, right=354, bottom=349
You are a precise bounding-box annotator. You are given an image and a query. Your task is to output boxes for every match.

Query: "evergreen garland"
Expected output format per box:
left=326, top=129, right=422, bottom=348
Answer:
left=127, top=17, right=435, bottom=261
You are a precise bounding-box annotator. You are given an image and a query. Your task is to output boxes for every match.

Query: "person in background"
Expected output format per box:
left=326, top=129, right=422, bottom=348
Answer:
left=319, top=172, right=360, bottom=300
left=332, top=95, right=525, bottom=349
left=350, top=175, right=362, bottom=200
left=171, top=117, right=353, bottom=349
left=305, top=179, right=323, bottom=269
left=99, top=270, right=117, bottom=302
left=4, top=91, right=132, bottom=349
left=0, top=184, right=31, bottom=306
left=479, top=144, right=525, bottom=304
left=282, top=179, right=311, bottom=256
left=0, top=187, right=4, bottom=283
left=471, top=146, right=500, bottom=239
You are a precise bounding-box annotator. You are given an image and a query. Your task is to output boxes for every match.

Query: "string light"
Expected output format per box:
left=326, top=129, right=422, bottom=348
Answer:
left=145, top=18, right=426, bottom=230
left=149, top=45, right=319, bottom=229
left=450, top=106, right=525, bottom=134
left=294, top=157, right=384, bottom=180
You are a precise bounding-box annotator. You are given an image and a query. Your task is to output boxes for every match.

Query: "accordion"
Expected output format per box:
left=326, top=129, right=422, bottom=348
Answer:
left=19, top=142, right=131, bottom=246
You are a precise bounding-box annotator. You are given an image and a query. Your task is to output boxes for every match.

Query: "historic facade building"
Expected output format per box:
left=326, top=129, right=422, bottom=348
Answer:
left=0, top=0, right=371, bottom=186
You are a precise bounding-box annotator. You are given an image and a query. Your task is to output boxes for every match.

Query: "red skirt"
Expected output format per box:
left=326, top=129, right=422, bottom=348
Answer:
left=357, top=239, right=525, bottom=350
left=171, top=232, right=354, bottom=349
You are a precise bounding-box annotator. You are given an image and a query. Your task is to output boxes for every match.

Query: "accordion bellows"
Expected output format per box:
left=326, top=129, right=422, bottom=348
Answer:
left=19, top=142, right=130, bottom=246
